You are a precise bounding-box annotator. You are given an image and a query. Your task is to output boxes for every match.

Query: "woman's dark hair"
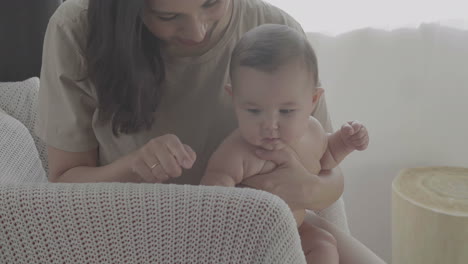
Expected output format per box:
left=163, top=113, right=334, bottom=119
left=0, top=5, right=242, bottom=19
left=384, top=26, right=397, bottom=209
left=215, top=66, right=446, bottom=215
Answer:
left=86, top=0, right=165, bottom=136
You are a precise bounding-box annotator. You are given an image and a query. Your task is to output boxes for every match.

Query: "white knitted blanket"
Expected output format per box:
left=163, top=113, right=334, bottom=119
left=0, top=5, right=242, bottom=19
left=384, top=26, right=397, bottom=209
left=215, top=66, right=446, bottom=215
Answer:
left=0, top=110, right=47, bottom=184
left=0, top=183, right=307, bottom=263
left=0, top=78, right=48, bottom=174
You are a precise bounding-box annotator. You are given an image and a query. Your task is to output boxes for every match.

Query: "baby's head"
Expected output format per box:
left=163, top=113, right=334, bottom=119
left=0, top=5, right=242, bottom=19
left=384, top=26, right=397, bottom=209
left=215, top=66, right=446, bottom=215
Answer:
left=228, top=24, right=323, bottom=150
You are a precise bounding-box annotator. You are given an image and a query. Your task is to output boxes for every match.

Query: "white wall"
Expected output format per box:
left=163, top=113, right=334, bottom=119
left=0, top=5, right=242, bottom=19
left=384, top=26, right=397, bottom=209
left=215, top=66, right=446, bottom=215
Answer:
left=264, top=0, right=468, bottom=34
left=307, top=25, right=468, bottom=262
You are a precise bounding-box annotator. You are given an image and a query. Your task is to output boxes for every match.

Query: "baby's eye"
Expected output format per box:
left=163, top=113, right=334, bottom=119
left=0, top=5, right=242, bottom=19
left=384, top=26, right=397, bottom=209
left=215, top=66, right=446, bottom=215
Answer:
left=280, top=109, right=296, bottom=114
left=203, top=0, right=220, bottom=8
left=247, top=109, right=261, bottom=114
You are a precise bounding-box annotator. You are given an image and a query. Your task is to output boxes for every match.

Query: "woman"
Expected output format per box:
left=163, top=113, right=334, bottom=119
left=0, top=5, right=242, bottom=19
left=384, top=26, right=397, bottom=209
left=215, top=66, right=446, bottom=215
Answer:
left=37, top=0, right=385, bottom=262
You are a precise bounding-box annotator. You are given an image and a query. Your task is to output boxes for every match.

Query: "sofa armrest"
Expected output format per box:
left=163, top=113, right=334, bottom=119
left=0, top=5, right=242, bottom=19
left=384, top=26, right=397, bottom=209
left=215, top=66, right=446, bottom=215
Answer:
left=0, top=183, right=306, bottom=263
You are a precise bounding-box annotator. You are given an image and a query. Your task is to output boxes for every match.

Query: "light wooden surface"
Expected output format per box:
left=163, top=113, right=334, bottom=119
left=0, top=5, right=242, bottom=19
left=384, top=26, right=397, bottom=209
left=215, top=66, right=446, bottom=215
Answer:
left=392, top=167, right=468, bottom=264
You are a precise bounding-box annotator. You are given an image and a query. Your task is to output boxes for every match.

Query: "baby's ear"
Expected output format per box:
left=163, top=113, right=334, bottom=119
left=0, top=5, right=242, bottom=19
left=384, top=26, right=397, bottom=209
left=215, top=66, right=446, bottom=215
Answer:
left=225, top=84, right=233, bottom=96
left=312, top=88, right=324, bottom=104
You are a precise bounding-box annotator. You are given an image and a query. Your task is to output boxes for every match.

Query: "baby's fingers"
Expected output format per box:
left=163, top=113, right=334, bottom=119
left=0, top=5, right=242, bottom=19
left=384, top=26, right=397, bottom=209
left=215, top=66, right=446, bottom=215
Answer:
left=341, top=123, right=354, bottom=136
left=354, top=135, right=370, bottom=151
left=349, top=126, right=368, bottom=141
left=350, top=121, right=363, bottom=134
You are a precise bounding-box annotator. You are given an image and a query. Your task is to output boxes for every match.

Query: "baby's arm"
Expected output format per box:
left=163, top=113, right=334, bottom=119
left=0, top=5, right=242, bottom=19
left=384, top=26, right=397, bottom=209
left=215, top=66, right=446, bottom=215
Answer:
left=320, top=121, right=369, bottom=170
left=320, top=132, right=352, bottom=170
left=200, top=140, right=244, bottom=187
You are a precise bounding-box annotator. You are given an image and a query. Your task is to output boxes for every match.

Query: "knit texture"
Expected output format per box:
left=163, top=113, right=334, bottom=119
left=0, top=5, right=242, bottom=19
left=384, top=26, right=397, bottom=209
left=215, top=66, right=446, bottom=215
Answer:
left=0, top=183, right=306, bottom=264
left=0, top=111, right=47, bottom=184
left=0, top=78, right=48, bottom=174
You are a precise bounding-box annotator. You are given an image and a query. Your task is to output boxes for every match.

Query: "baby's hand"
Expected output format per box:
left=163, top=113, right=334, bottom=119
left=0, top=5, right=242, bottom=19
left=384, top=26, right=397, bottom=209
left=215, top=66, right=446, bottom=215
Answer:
left=340, top=121, right=369, bottom=151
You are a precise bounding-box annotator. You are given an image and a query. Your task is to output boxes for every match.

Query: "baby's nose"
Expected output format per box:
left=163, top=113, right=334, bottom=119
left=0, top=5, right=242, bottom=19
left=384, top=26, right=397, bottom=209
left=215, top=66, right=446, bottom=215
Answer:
left=262, top=119, right=279, bottom=137
left=263, top=118, right=278, bottom=130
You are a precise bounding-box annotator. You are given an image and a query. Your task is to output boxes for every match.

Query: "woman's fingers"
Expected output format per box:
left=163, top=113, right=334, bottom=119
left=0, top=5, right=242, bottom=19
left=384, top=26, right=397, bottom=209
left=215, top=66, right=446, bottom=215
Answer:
left=141, top=143, right=161, bottom=169
left=132, top=134, right=197, bottom=183
left=183, top=144, right=197, bottom=164
left=152, top=143, right=183, bottom=179
left=151, top=166, right=170, bottom=182
left=164, top=135, right=195, bottom=169
left=132, top=158, right=159, bottom=183
left=135, top=146, right=168, bottom=182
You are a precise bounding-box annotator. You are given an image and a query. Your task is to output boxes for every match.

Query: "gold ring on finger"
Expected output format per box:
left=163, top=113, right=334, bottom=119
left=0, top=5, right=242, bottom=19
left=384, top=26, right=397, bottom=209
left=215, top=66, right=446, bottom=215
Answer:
left=150, top=162, right=160, bottom=169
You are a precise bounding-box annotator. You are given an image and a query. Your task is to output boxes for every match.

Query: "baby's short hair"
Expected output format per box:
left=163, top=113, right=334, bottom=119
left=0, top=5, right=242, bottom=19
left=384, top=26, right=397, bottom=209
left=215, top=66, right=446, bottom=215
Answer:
left=230, top=24, right=319, bottom=87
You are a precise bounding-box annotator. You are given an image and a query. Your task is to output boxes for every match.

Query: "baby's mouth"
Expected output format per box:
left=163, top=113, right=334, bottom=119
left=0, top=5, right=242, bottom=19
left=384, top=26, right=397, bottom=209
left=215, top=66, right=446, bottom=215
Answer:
left=263, top=138, right=280, bottom=144
left=260, top=138, right=282, bottom=150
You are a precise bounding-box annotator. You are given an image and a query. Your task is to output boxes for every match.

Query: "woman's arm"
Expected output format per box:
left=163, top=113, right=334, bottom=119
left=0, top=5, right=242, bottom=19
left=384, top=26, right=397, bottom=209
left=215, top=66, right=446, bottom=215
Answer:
left=311, top=167, right=345, bottom=211
left=48, top=134, right=197, bottom=184
left=47, top=146, right=140, bottom=183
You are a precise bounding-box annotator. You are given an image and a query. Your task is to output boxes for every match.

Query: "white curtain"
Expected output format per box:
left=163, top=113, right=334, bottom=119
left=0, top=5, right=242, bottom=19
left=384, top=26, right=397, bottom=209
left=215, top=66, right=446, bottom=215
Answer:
left=263, top=1, right=468, bottom=263
left=264, top=0, right=468, bottom=34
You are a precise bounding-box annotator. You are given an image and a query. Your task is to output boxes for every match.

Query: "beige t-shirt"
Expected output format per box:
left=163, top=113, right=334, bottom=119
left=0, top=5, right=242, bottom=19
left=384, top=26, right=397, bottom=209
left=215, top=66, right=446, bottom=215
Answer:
left=36, top=0, right=333, bottom=185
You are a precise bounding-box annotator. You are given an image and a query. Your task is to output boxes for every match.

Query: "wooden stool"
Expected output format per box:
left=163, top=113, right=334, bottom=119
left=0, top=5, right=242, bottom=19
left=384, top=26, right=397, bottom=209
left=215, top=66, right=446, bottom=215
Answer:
left=392, top=167, right=468, bottom=264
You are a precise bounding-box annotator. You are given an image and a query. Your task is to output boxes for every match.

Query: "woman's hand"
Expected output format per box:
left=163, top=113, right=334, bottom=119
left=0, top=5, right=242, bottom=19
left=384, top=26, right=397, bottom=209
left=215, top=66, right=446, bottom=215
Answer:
left=241, top=146, right=320, bottom=211
left=129, top=134, right=196, bottom=183
left=241, top=146, right=344, bottom=211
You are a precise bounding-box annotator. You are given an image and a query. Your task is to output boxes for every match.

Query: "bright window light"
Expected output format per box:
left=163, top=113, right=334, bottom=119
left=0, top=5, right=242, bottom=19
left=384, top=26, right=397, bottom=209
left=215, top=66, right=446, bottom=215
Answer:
left=263, top=0, right=468, bottom=34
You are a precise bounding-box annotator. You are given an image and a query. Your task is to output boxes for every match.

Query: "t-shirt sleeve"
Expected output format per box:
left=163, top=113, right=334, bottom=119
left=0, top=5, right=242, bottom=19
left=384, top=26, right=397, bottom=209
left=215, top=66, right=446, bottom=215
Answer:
left=35, top=13, right=99, bottom=152
left=258, top=1, right=305, bottom=34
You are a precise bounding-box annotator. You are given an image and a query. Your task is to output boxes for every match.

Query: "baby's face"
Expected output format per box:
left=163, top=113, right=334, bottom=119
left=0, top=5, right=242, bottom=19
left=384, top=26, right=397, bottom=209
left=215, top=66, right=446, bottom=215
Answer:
left=231, top=61, right=319, bottom=150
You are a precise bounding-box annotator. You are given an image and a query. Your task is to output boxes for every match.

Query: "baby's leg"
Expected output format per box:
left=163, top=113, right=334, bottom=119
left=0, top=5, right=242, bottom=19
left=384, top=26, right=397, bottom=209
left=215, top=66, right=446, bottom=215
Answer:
left=298, top=221, right=339, bottom=264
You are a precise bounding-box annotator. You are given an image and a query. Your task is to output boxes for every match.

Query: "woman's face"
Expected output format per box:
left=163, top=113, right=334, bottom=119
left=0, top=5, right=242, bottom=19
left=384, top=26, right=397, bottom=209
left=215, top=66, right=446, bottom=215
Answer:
left=142, top=0, right=232, bottom=56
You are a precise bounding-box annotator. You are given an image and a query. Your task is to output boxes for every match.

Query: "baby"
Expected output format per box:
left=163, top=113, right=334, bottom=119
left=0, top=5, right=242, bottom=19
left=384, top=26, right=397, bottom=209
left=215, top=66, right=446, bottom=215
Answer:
left=201, top=24, right=369, bottom=263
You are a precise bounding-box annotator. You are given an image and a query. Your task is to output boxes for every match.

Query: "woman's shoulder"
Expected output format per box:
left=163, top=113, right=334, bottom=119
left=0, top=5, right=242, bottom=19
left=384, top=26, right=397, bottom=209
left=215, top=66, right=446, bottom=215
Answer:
left=238, top=0, right=303, bottom=33
left=44, top=0, right=89, bottom=64
left=49, top=0, right=88, bottom=33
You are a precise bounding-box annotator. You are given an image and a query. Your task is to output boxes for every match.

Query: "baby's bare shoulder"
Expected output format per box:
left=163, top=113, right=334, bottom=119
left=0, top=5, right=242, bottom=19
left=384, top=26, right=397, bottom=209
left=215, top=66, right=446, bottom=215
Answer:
left=294, top=117, right=328, bottom=163
left=207, top=130, right=264, bottom=180
left=307, top=116, right=325, bottom=131
left=284, top=118, right=326, bottom=174
left=306, top=116, right=327, bottom=140
left=213, top=130, right=245, bottom=157
left=205, top=130, right=246, bottom=174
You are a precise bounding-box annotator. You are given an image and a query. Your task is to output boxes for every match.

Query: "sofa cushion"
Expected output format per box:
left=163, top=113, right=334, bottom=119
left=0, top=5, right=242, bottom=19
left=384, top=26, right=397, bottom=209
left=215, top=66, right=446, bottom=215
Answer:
left=0, top=110, right=47, bottom=183
left=0, top=77, right=48, bottom=174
